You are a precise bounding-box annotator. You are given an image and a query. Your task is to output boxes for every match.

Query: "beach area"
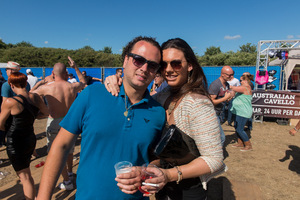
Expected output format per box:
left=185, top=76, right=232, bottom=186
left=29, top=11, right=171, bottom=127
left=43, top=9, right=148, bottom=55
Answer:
left=1, top=118, right=300, bottom=199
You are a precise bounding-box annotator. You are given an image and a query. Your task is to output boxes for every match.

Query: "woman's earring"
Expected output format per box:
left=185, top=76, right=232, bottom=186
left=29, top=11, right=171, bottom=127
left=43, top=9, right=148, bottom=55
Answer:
left=188, top=71, right=192, bottom=83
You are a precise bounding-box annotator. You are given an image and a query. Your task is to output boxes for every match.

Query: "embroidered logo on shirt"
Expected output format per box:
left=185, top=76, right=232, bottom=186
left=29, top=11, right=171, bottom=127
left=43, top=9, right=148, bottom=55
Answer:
left=144, top=118, right=150, bottom=123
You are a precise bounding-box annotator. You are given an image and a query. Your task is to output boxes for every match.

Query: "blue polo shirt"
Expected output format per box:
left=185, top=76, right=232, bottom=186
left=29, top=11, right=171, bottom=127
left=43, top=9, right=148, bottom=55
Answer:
left=60, top=84, right=166, bottom=200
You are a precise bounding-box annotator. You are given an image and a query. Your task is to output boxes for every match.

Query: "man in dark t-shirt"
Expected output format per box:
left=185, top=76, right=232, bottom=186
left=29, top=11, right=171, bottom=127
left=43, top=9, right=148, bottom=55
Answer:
left=208, top=66, right=235, bottom=145
left=82, top=71, right=102, bottom=85
left=208, top=66, right=234, bottom=123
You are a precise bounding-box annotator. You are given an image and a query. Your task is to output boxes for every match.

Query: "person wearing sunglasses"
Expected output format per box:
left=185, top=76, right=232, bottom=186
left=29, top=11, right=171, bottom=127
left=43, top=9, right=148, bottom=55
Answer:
left=229, top=74, right=254, bottom=151
left=208, top=66, right=235, bottom=145
left=1, top=61, right=31, bottom=106
left=150, top=71, right=166, bottom=96
left=105, top=38, right=225, bottom=200
left=208, top=66, right=235, bottom=124
left=37, top=36, right=166, bottom=200
left=227, top=72, right=241, bottom=126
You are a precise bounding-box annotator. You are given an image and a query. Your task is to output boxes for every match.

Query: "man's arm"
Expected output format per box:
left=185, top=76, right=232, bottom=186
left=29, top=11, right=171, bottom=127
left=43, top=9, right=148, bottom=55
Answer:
left=37, top=128, right=77, bottom=199
left=30, top=75, right=54, bottom=92
left=68, top=56, right=87, bottom=89
left=33, top=93, right=49, bottom=119
left=92, top=77, right=103, bottom=82
left=210, top=92, right=232, bottom=105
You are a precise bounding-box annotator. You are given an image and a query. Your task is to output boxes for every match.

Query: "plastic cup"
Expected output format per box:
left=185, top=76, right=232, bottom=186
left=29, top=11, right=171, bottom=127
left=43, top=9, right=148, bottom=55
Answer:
left=138, top=164, right=160, bottom=194
left=114, top=161, right=132, bottom=175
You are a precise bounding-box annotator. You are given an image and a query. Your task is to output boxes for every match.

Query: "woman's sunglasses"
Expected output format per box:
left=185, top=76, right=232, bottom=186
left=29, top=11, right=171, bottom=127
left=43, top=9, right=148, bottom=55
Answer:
left=127, top=53, right=160, bottom=73
left=161, top=60, right=187, bottom=71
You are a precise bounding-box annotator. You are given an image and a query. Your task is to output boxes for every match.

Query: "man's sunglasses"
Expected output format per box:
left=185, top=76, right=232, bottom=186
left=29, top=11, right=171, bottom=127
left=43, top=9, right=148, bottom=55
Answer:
left=127, top=53, right=160, bottom=73
left=224, top=73, right=234, bottom=77
left=161, top=60, right=187, bottom=71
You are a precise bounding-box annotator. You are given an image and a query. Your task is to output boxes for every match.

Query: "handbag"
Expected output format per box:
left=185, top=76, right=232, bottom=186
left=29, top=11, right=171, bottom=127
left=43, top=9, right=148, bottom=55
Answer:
left=153, top=124, right=200, bottom=165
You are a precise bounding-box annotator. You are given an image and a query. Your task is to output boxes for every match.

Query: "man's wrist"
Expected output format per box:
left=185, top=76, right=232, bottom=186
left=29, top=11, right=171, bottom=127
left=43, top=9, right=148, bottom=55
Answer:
left=294, top=127, right=299, bottom=132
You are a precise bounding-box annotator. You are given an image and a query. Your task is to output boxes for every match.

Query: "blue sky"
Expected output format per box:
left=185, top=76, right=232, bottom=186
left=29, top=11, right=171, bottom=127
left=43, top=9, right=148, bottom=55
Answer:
left=1, top=0, right=300, bottom=56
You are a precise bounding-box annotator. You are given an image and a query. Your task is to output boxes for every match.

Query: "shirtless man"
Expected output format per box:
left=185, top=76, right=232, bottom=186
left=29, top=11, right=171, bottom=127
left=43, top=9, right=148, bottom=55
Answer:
left=32, top=56, right=86, bottom=190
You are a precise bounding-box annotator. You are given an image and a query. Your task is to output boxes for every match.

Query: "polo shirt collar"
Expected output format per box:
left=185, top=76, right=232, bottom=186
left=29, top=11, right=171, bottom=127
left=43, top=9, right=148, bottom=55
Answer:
left=119, top=84, right=150, bottom=105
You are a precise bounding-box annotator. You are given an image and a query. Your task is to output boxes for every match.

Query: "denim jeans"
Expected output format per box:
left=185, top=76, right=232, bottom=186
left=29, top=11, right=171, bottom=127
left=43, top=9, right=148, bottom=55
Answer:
left=227, top=99, right=235, bottom=125
left=247, top=117, right=253, bottom=130
left=234, top=115, right=250, bottom=142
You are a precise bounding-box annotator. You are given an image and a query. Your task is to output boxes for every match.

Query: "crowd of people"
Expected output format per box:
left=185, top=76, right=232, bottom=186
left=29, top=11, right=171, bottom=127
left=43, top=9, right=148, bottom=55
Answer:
left=0, top=36, right=261, bottom=200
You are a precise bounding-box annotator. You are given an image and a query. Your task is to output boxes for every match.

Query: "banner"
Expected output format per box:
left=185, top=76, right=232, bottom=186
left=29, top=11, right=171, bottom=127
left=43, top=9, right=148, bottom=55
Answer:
left=252, top=90, right=300, bottom=119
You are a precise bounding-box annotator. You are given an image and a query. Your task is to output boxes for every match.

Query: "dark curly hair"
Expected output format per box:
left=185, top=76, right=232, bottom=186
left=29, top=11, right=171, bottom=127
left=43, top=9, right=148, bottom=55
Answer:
left=122, top=36, right=161, bottom=62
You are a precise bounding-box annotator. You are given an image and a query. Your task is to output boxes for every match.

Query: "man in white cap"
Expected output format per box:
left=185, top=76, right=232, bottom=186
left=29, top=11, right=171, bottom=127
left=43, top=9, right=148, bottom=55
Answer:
left=26, top=68, right=39, bottom=89
left=1, top=61, right=30, bottom=105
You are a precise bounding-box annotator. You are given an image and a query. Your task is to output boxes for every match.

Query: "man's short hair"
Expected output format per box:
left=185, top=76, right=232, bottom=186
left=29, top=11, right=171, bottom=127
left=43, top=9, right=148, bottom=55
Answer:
left=121, top=36, right=161, bottom=62
left=116, top=68, right=122, bottom=73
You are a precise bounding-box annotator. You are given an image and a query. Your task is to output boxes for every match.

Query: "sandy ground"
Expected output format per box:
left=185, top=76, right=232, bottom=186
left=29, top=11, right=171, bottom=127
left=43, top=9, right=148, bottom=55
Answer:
left=0, top=118, right=300, bottom=199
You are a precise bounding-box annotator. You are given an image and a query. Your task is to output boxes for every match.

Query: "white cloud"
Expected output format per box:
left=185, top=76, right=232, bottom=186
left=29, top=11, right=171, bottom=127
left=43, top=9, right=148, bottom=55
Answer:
left=119, top=49, right=123, bottom=52
left=296, top=35, right=300, bottom=38
left=44, top=41, right=48, bottom=44
left=192, top=46, right=197, bottom=50
left=85, top=38, right=89, bottom=41
left=224, top=35, right=241, bottom=40
left=287, top=35, right=294, bottom=39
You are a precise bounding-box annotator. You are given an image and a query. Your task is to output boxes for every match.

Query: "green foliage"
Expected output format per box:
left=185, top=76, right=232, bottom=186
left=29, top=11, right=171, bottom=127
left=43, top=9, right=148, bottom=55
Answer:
left=239, top=43, right=257, bottom=53
left=0, top=40, right=122, bottom=67
left=14, top=41, right=34, bottom=48
left=0, top=39, right=7, bottom=49
left=102, top=46, right=112, bottom=54
left=204, top=46, right=221, bottom=56
left=197, top=51, right=256, bottom=66
left=0, top=40, right=256, bottom=67
left=80, top=46, right=94, bottom=51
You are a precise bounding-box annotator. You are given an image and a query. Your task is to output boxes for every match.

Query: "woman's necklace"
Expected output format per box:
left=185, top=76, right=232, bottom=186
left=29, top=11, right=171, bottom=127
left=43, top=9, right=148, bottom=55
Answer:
left=167, top=101, right=177, bottom=115
left=124, top=92, right=129, bottom=117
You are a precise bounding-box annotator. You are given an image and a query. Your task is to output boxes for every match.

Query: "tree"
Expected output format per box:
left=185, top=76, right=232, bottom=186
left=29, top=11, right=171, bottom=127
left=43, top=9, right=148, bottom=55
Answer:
left=80, top=46, right=94, bottom=51
left=15, top=41, right=34, bottom=48
left=0, top=39, right=7, bottom=49
left=102, top=46, right=112, bottom=54
left=239, top=43, right=256, bottom=53
left=204, top=46, right=221, bottom=56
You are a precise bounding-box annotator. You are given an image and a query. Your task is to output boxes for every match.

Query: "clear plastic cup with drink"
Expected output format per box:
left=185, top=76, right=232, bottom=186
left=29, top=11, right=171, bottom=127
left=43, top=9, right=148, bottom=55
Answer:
left=114, top=161, right=133, bottom=175
left=138, top=164, right=160, bottom=194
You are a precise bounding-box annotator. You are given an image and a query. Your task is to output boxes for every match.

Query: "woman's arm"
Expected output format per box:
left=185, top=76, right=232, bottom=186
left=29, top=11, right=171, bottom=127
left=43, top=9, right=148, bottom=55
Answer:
left=0, top=99, right=14, bottom=130
left=230, top=85, right=247, bottom=94
left=165, top=95, right=224, bottom=181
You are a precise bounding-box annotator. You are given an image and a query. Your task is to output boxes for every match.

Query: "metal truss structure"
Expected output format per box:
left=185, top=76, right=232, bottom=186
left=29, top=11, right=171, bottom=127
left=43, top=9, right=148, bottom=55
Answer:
left=254, top=40, right=300, bottom=122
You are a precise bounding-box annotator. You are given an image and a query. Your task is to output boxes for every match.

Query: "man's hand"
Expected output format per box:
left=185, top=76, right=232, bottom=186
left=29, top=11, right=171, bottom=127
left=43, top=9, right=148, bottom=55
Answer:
left=104, top=75, right=122, bottom=96
left=115, top=167, right=141, bottom=194
left=68, top=56, right=77, bottom=68
left=224, top=92, right=232, bottom=101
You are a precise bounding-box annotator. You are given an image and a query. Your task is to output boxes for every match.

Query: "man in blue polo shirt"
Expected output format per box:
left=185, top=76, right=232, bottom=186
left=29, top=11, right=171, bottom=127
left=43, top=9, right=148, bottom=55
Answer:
left=37, top=36, right=166, bottom=200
